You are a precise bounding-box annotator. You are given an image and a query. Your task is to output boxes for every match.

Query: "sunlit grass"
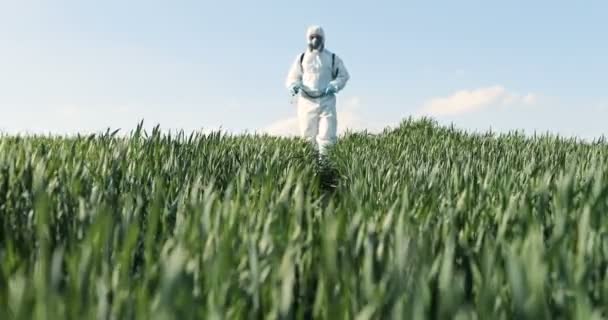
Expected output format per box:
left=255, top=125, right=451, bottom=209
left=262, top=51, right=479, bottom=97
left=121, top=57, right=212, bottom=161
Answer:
left=1, top=118, right=608, bottom=319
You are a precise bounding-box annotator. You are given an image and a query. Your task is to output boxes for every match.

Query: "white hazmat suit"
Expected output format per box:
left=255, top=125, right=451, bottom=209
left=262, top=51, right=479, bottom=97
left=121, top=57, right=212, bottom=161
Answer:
left=285, top=25, right=350, bottom=156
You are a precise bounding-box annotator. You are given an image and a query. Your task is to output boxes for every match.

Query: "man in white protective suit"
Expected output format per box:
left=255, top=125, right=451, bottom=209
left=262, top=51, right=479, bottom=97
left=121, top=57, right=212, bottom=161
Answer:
left=285, top=25, right=350, bottom=159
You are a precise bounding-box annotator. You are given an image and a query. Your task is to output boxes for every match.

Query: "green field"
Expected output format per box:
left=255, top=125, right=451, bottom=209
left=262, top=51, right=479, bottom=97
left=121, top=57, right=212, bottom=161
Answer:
left=2, top=118, right=608, bottom=319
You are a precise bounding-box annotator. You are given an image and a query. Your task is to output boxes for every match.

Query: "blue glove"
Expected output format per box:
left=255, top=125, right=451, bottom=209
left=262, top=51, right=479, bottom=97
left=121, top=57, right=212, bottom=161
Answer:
left=324, top=85, right=337, bottom=96
left=289, top=84, right=301, bottom=96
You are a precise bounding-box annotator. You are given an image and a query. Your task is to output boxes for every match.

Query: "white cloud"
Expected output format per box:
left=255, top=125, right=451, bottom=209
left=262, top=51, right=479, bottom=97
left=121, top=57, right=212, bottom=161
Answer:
left=418, top=85, right=538, bottom=117
left=262, top=116, right=299, bottom=137
left=262, top=96, right=383, bottom=137
left=523, top=93, right=538, bottom=105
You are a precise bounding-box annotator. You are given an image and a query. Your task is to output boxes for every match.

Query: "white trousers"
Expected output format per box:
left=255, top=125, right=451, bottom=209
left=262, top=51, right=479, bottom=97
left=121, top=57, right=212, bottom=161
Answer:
left=297, top=94, right=337, bottom=155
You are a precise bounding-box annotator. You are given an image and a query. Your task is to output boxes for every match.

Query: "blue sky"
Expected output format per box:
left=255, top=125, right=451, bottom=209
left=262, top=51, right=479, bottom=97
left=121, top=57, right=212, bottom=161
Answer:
left=1, top=1, right=607, bottom=139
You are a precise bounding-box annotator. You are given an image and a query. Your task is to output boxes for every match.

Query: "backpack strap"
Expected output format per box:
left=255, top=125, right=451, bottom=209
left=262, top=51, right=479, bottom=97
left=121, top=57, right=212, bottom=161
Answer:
left=331, top=53, right=339, bottom=79
left=299, top=52, right=305, bottom=71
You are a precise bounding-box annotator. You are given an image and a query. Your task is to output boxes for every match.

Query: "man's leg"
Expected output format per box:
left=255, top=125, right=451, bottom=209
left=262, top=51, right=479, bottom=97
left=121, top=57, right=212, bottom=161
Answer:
left=297, top=99, right=321, bottom=152
left=317, top=98, right=337, bottom=157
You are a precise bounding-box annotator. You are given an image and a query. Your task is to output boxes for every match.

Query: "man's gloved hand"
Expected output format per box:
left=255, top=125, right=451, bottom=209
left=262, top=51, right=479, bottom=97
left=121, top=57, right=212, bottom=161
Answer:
left=289, top=84, right=301, bottom=96
left=324, top=84, right=337, bottom=96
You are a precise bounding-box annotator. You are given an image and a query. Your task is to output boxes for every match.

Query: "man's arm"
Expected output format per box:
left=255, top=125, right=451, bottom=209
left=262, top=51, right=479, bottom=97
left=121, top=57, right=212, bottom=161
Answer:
left=285, top=54, right=303, bottom=89
left=329, top=55, right=350, bottom=92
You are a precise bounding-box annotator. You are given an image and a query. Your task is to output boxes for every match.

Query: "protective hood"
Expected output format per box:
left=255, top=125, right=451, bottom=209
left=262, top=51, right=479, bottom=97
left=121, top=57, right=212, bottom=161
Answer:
left=306, top=25, right=325, bottom=50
